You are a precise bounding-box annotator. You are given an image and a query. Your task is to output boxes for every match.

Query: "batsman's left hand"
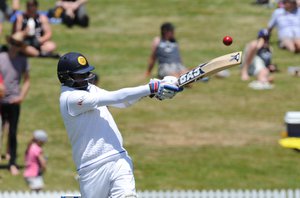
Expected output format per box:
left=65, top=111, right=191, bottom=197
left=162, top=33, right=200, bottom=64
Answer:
left=156, top=76, right=183, bottom=100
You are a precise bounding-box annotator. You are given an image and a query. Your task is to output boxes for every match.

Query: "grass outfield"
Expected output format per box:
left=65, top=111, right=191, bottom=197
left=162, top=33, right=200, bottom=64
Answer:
left=1, top=0, right=300, bottom=191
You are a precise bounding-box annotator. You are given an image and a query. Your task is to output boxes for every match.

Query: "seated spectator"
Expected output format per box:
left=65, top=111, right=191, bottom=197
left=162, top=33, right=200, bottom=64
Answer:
left=48, top=0, right=89, bottom=28
left=0, top=32, right=30, bottom=175
left=145, top=22, right=188, bottom=79
left=0, top=0, right=20, bottom=52
left=24, top=130, right=47, bottom=192
left=13, top=0, right=58, bottom=57
left=255, top=0, right=269, bottom=4
left=0, top=0, right=19, bottom=35
left=268, top=0, right=300, bottom=53
left=241, top=29, right=277, bottom=90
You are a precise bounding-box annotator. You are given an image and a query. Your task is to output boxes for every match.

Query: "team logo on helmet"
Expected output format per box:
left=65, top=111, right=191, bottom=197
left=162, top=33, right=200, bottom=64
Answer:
left=78, top=56, right=87, bottom=66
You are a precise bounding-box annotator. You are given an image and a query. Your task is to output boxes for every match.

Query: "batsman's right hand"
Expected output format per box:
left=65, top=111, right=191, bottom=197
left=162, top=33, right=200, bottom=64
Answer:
left=148, top=76, right=183, bottom=100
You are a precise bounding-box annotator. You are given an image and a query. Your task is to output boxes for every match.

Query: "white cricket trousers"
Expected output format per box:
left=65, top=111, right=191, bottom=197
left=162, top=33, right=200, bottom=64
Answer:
left=78, top=155, right=137, bottom=198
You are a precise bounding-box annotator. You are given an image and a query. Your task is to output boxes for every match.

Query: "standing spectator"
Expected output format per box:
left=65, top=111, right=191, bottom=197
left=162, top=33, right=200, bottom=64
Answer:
left=0, top=73, right=5, bottom=161
left=0, top=32, right=30, bottom=175
left=13, top=0, right=57, bottom=57
left=268, top=0, right=300, bottom=53
left=24, top=130, right=47, bottom=192
left=145, top=22, right=188, bottom=79
left=48, top=0, right=89, bottom=28
left=241, top=29, right=276, bottom=90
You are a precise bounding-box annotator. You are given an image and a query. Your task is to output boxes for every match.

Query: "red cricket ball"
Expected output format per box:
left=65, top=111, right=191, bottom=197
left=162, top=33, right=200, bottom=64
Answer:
left=223, top=36, right=233, bottom=46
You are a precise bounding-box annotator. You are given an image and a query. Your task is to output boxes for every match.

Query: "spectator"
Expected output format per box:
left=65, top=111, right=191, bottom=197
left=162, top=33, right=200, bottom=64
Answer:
left=0, top=73, right=5, bottom=161
left=13, top=0, right=57, bottom=57
left=0, top=0, right=20, bottom=35
left=268, top=0, right=300, bottom=53
left=145, top=22, right=188, bottom=79
left=24, top=130, right=47, bottom=192
left=241, top=29, right=277, bottom=90
left=0, top=32, right=30, bottom=175
left=48, top=0, right=89, bottom=28
left=0, top=0, right=20, bottom=52
left=255, top=0, right=269, bottom=4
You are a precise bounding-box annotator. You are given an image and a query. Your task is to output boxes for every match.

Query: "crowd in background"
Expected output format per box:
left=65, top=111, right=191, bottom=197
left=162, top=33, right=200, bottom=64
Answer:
left=0, top=0, right=299, bottom=192
left=0, top=0, right=89, bottom=191
left=147, top=0, right=300, bottom=90
left=240, top=0, right=300, bottom=89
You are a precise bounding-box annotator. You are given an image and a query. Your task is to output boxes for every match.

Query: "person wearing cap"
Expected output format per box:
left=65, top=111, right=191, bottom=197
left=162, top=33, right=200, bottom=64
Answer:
left=24, top=130, right=47, bottom=191
left=0, top=31, right=30, bottom=175
left=13, top=0, right=57, bottom=57
left=241, top=29, right=277, bottom=90
left=58, top=52, right=182, bottom=198
left=145, top=22, right=188, bottom=79
left=268, top=0, right=300, bottom=53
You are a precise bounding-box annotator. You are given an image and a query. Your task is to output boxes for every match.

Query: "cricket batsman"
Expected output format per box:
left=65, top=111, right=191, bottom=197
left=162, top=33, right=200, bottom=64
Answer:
left=57, top=52, right=182, bottom=198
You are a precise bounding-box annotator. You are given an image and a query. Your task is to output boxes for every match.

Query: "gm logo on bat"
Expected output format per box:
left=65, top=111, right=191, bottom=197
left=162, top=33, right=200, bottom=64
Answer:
left=230, top=52, right=241, bottom=62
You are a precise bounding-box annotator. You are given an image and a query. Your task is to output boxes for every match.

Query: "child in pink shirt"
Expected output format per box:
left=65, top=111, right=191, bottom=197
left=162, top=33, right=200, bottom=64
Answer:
left=24, top=130, right=47, bottom=191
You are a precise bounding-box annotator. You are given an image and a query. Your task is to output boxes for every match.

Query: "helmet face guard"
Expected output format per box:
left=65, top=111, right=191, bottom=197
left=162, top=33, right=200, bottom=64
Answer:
left=69, top=72, right=96, bottom=90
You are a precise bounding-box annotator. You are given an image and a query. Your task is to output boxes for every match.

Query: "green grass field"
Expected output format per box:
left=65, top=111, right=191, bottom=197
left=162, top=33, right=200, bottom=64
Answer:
left=0, top=0, right=300, bottom=191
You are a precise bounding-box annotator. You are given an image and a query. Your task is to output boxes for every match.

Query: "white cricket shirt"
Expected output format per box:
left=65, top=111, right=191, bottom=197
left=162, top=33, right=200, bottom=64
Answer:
left=59, top=84, right=150, bottom=171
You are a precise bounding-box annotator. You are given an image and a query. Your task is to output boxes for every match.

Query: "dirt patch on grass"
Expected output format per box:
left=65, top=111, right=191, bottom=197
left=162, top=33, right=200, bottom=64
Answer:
left=125, top=119, right=279, bottom=147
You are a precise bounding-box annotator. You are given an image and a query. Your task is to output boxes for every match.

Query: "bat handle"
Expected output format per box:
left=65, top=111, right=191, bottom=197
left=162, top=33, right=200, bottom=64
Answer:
left=164, top=84, right=184, bottom=92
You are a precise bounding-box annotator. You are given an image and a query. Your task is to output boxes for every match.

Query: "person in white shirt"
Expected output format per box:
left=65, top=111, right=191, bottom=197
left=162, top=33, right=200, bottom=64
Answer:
left=268, top=0, right=300, bottom=53
left=57, top=52, right=182, bottom=198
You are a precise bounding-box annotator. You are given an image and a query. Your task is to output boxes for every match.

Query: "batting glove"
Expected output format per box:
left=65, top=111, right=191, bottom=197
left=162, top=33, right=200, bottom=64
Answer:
left=148, top=78, right=161, bottom=97
left=149, top=76, right=183, bottom=100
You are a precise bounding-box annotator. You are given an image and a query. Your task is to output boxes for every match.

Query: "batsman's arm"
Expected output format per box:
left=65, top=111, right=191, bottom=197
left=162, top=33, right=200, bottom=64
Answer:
left=66, top=78, right=181, bottom=115
left=97, top=85, right=152, bottom=108
left=66, top=85, right=151, bottom=116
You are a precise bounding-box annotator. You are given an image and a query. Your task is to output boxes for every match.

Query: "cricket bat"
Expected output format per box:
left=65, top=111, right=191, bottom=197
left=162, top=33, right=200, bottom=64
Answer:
left=178, top=51, right=242, bottom=87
